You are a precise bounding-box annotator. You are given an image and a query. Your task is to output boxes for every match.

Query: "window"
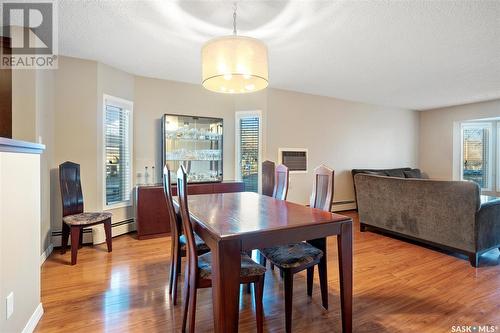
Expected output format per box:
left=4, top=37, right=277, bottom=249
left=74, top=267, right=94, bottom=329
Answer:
left=460, top=122, right=493, bottom=191
left=235, top=111, right=262, bottom=192
left=103, top=95, right=133, bottom=208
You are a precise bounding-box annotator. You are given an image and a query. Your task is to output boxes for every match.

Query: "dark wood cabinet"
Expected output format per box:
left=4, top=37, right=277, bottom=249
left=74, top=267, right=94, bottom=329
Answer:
left=134, top=181, right=244, bottom=239
left=0, top=37, right=12, bottom=138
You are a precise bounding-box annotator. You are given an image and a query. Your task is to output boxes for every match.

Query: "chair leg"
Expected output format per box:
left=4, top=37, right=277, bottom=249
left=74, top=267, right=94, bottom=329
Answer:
left=318, top=258, right=329, bottom=309
left=168, top=239, right=176, bottom=296
left=187, top=274, right=197, bottom=333
left=306, top=266, right=314, bottom=297
left=78, top=228, right=83, bottom=249
left=283, top=269, right=293, bottom=333
left=61, top=223, right=70, bottom=254
left=182, top=263, right=190, bottom=333
left=254, top=276, right=265, bottom=333
left=70, top=226, right=81, bottom=265
left=172, top=247, right=181, bottom=305
left=104, top=219, right=112, bottom=252
left=246, top=283, right=252, bottom=294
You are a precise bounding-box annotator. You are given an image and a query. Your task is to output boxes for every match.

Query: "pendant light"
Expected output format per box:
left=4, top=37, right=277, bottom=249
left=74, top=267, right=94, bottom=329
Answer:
left=201, top=3, right=269, bottom=94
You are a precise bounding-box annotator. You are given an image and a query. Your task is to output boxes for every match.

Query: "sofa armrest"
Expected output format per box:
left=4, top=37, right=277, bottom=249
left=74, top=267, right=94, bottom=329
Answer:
left=476, top=199, right=500, bottom=251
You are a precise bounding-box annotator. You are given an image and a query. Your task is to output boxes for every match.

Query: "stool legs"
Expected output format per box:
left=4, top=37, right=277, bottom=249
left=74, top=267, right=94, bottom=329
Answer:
left=61, top=223, right=70, bottom=254
left=104, top=219, right=112, bottom=252
left=67, top=220, right=112, bottom=265
left=70, top=226, right=81, bottom=265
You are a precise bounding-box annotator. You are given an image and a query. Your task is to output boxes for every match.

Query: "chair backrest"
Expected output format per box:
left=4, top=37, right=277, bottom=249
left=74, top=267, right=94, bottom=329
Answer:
left=163, top=164, right=181, bottom=241
left=310, top=165, right=334, bottom=212
left=177, top=165, right=199, bottom=275
left=261, top=160, right=275, bottom=197
left=59, top=161, right=84, bottom=217
left=273, top=164, right=289, bottom=200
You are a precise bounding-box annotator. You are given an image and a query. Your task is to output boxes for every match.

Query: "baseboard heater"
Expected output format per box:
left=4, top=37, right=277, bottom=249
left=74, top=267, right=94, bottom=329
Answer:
left=331, top=200, right=356, bottom=212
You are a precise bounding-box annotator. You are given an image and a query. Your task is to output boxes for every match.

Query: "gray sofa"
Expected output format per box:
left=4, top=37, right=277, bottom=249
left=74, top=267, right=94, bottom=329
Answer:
left=354, top=174, right=500, bottom=267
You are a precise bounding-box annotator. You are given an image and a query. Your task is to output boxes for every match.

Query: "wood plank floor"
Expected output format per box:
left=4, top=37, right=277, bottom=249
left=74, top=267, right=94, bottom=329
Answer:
left=36, top=211, right=500, bottom=332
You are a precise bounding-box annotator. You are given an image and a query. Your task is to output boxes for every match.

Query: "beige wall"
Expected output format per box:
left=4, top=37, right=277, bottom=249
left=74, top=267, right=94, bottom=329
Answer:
left=134, top=76, right=237, bottom=183
left=12, top=70, right=37, bottom=142
left=11, top=68, right=55, bottom=254
left=0, top=152, right=41, bottom=333
left=12, top=55, right=421, bottom=254
left=266, top=89, right=419, bottom=204
left=419, top=99, right=500, bottom=180
left=36, top=70, right=55, bottom=254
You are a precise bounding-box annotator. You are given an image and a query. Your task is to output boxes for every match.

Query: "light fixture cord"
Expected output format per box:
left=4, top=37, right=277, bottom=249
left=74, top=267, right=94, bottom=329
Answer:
left=233, top=2, right=237, bottom=35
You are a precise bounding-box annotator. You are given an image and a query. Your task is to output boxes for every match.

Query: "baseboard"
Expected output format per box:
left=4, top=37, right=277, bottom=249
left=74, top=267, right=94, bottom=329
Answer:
left=21, top=303, right=43, bottom=333
left=40, top=244, right=53, bottom=265
left=51, top=219, right=135, bottom=247
left=332, top=200, right=357, bottom=212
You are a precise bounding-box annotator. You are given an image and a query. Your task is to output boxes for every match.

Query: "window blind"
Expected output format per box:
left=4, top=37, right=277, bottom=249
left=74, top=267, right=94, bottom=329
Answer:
left=105, top=104, right=131, bottom=205
left=462, top=125, right=490, bottom=189
left=240, top=117, right=259, bottom=192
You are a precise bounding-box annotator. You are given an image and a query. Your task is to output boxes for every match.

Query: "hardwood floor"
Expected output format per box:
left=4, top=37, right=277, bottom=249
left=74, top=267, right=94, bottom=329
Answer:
left=36, top=211, right=500, bottom=332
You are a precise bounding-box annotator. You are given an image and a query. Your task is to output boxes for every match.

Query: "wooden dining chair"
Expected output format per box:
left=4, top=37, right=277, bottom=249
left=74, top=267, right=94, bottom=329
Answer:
left=261, top=160, right=275, bottom=197
left=263, top=163, right=289, bottom=271
left=177, top=165, right=266, bottom=333
left=273, top=164, right=289, bottom=200
left=163, top=165, right=209, bottom=305
left=259, top=164, right=334, bottom=333
left=59, top=161, right=112, bottom=265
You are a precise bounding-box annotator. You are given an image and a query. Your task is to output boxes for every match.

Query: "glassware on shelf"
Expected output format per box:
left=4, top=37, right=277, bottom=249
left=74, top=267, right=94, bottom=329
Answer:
left=162, top=114, right=223, bottom=183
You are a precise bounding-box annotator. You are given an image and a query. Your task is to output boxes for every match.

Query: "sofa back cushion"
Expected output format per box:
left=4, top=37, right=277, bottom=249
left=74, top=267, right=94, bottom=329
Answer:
left=403, top=169, right=422, bottom=179
left=354, top=174, right=480, bottom=252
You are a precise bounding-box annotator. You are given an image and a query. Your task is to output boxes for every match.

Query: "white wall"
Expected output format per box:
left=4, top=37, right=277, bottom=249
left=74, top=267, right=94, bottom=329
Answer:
left=266, top=89, right=419, bottom=205
left=419, top=99, right=500, bottom=180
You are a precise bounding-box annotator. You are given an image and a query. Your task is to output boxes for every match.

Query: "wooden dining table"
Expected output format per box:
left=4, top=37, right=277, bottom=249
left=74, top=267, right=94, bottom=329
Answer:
left=173, top=191, right=353, bottom=333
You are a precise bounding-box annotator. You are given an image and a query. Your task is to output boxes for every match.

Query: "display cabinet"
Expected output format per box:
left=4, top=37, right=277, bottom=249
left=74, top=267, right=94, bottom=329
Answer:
left=162, top=114, right=223, bottom=183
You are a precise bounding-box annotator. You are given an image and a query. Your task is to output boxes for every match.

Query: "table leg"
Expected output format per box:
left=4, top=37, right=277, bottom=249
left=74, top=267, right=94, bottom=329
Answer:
left=211, top=238, right=242, bottom=333
left=338, top=222, right=353, bottom=333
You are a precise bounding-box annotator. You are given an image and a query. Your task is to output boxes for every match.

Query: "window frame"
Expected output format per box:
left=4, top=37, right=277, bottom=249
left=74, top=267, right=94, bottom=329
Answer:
left=459, top=121, right=493, bottom=192
left=102, top=94, right=134, bottom=210
left=235, top=110, right=263, bottom=193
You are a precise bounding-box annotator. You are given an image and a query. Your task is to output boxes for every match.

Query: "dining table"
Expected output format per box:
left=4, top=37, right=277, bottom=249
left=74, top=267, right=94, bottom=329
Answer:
left=173, top=191, right=353, bottom=333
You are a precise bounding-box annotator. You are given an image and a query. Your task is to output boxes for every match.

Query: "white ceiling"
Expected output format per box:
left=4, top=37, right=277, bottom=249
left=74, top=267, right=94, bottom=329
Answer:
left=55, top=0, right=500, bottom=110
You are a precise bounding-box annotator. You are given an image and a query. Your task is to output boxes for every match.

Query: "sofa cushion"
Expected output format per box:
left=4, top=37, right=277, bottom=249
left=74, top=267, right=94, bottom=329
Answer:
left=362, top=170, right=386, bottom=176
left=404, top=169, right=422, bottom=179
left=385, top=169, right=406, bottom=178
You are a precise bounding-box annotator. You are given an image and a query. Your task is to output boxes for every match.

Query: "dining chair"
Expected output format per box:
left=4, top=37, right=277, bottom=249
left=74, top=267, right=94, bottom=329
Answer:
left=259, top=164, right=334, bottom=333
left=273, top=164, right=289, bottom=200
left=163, top=165, right=209, bottom=305
left=59, top=161, right=112, bottom=265
left=261, top=160, right=275, bottom=197
left=177, top=165, right=266, bottom=333
left=262, top=163, right=289, bottom=271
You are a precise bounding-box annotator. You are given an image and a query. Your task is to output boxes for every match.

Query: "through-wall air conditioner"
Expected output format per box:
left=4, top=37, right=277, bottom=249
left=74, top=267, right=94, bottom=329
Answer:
left=278, top=148, right=308, bottom=173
